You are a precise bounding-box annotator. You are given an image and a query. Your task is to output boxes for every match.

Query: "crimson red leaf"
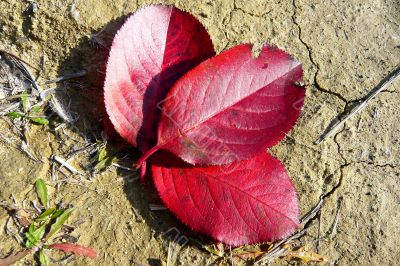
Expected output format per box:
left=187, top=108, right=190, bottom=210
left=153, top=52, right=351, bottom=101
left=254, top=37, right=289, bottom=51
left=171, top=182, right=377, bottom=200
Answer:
left=138, top=44, right=305, bottom=166
left=152, top=151, right=299, bottom=246
left=104, top=5, right=215, bottom=152
left=49, top=243, right=98, bottom=258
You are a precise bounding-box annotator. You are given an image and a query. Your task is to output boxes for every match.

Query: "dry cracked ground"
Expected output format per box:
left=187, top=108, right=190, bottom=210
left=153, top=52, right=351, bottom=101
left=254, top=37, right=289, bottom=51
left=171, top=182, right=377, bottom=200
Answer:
left=0, top=0, right=399, bottom=265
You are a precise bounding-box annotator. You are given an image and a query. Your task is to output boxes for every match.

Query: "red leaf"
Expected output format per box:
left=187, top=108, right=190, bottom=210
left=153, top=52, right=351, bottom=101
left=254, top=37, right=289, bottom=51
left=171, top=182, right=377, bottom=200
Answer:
left=138, top=44, right=305, bottom=166
left=104, top=5, right=215, bottom=152
left=49, top=243, right=98, bottom=259
left=152, top=151, right=299, bottom=246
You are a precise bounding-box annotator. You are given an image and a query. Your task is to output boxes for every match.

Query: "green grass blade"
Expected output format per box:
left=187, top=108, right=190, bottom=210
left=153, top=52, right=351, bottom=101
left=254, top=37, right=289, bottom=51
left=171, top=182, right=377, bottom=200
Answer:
left=51, top=209, right=65, bottom=219
left=94, top=157, right=115, bottom=171
left=97, top=147, right=107, bottom=162
left=25, top=232, right=37, bottom=248
left=38, top=249, right=49, bottom=266
left=35, top=208, right=56, bottom=222
left=35, top=179, right=48, bottom=208
left=21, top=93, right=28, bottom=113
left=30, top=105, right=41, bottom=113
left=46, top=208, right=73, bottom=240
left=7, top=111, right=25, bottom=119
left=25, top=223, right=46, bottom=248
left=28, top=223, right=36, bottom=234
left=29, top=117, right=49, bottom=125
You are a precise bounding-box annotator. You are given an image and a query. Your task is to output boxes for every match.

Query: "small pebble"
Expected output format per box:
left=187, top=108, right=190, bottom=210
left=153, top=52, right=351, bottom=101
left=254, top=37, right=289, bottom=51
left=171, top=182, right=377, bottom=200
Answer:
left=69, top=4, right=80, bottom=22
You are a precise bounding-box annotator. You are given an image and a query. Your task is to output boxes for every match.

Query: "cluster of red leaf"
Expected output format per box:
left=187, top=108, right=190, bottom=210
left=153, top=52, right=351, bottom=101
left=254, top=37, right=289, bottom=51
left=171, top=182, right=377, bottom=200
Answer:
left=104, top=5, right=306, bottom=246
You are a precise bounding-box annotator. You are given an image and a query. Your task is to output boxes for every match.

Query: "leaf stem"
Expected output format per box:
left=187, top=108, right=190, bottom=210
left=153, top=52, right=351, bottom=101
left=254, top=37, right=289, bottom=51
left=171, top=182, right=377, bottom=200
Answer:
left=136, top=145, right=160, bottom=169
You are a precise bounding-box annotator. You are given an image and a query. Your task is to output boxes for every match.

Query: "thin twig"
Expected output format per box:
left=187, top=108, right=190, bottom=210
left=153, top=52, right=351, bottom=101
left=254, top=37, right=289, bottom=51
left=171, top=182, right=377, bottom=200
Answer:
left=2, top=52, right=43, bottom=99
left=328, top=196, right=342, bottom=239
left=111, top=162, right=136, bottom=172
left=0, top=50, right=38, bottom=70
left=0, top=102, right=19, bottom=115
left=316, top=211, right=321, bottom=253
left=149, top=204, right=167, bottom=211
left=51, top=155, right=80, bottom=174
left=0, top=131, right=16, bottom=144
left=315, top=65, right=400, bottom=144
left=49, top=96, right=75, bottom=123
left=130, top=207, right=143, bottom=223
left=301, top=197, right=324, bottom=225
left=20, top=141, right=39, bottom=162
left=43, top=70, right=87, bottom=85
left=166, top=242, right=173, bottom=266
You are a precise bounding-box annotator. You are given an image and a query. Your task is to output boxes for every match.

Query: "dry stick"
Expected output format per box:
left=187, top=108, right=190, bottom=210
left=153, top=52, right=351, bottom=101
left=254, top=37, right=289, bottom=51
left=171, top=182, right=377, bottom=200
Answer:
left=0, top=102, right=19, bottom=115
left=0, top=50, right=38, bottom=70
left=20, top=141, right=39, bottom=162
left=149, top=203, right=167, bottom=211
left=316, top=210, right=322, bottom=253
left=111, top=162, right=136, bottom=171
left=315, top=65, right=400, bottom=144
left=50, top=96, right=76, bottom=123
left=2, top=53, right=43, bottom=99
left=51, top=155, right=80, bottom=174
left=328, top=196, right=342, bottom=239
left=43, top=70, right=87, bottom=85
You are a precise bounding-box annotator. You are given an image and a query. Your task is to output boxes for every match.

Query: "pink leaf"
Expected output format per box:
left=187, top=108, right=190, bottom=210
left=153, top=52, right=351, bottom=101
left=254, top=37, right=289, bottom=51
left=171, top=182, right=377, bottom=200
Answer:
left=49, top=243, right=98, bottom=259
left=152, top=151, right=299, bottom=246
left=138, top=44, right=305, bottom=166
left=104, top=5, right=215, bottom=152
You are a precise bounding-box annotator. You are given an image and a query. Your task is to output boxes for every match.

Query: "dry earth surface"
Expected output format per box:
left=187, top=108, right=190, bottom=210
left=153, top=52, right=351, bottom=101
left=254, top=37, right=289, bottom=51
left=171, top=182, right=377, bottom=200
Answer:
left=0, top=0, right=399, bottom=265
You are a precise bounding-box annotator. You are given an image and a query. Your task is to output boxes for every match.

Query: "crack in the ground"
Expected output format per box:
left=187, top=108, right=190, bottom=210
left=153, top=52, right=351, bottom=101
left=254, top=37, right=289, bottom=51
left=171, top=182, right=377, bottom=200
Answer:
left=232, top=0, right=271, bottom=18
left=332, top=126, right=398, bottom=177
left=333, top=127, right=347, bottom=163
left=322, top=158, right=398, bottom=202
left=351, top=161, right=399, bottom=169
left=322, top=162, right=350, bottom=200
left=291, top=0, right=347, bottom=103
left=382, top=89, right=399, bottom=94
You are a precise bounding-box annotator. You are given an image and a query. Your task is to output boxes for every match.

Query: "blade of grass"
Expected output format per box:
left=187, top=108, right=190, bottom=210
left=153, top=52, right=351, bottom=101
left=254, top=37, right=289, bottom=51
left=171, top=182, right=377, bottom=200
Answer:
left=97, top=146, right=107, bottom=162
left=25, top=223, right=46, bottom=248
left=45, top=208, right=73, bottom=241
left=25, top=232, right=38, bottom=248
left=35, top=179, right=48, bottom=208
left=28, top=223, right=36, bottom=234
left=35, top=208, right=56, bottom=222
left=28, top=117, right=49, bottom=125
left=38, top=249, right=49, bottom=266
left=30, top=105, right=42, bottom=113
left=8, top=111, right=25, bottom=119
left=94, top=157, right=115, bottom=172
left=51, top=208, right=66, bottom=219
left=21, top=93, right=28, bottom=113
left=0, top=93, right=30, bottom=101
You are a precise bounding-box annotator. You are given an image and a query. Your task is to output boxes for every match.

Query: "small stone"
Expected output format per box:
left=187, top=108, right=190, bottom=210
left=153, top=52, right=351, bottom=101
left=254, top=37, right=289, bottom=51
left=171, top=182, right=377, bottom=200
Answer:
left=69, top=4, right=80, bottom=22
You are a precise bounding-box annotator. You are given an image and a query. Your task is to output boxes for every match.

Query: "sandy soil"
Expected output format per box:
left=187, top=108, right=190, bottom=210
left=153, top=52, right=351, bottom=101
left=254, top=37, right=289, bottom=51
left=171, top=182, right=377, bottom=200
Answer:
left=0, top=0, right=399, bottom=265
